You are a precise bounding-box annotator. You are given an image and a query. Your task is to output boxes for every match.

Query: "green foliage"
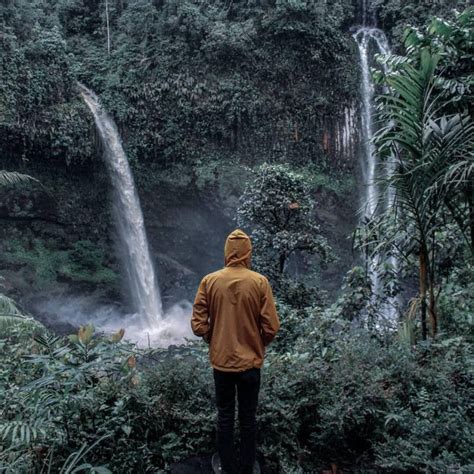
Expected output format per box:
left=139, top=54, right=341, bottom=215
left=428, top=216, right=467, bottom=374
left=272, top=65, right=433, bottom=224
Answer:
left=1, top=304, right=473, bottom=472
left=328, top=266, right=373, bottom=321
left=438, top=261, right=474, bottom=337
left=0, top=20, right=92, bottom=165
left=0, top=324, right=141, bottom=472
left=0, top=293, right=41, bottom=335
left=372, top=0, right=462, bottom=42
left=373, top=8, right=474, bottom=246
left=0, top=324, right=212, bottom=472
left=237, top=163, right=335, bottom=285
left=261, top=307, right=473, bottom=472
left=307, top=170, right=356, bottom=197
left=359, top=8, right=474, bottom=337
left=63, top=240, right=118, bottom=285
left=4, top=239, right=64, bottom=287
left=0, top=4, right=472, bottom=474
left=192, top=158, right=252, bottom=213
left=141, top=354, right=215, bottom=464
left=372, top=338, right=473, bottom=473
left=3, top=239, right=117, bottom=288
left=1, top=0, right=359, bottom=173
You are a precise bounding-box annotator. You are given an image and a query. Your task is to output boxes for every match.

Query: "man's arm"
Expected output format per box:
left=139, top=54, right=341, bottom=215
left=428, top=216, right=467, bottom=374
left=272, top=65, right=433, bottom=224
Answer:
left=260, top=278, right=280, bottom=346
left=191, top=277, right=211, bottom=343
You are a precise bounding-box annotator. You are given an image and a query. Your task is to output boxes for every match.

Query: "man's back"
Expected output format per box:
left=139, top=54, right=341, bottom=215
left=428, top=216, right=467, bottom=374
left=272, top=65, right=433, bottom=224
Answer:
left=191, top=229, right=280, bottom=371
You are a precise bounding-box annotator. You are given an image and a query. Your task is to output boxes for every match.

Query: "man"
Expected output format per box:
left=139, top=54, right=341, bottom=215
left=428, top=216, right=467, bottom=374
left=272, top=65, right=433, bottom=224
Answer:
left=191, top=229, right=280, bottom=474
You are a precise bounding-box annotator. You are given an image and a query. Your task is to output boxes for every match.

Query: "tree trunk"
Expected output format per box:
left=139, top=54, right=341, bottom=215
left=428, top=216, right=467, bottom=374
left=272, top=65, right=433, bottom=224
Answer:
left=105, top=0, right=111, bottom=55
left=427, top=235, right=438, bottom=337
left=468, top=181, right=474, bottom=255
left=279, top=254, right=286, bottom=273
left=419, top=248, right=428, bottom=341
left=428, top=285, right=437, bottom=337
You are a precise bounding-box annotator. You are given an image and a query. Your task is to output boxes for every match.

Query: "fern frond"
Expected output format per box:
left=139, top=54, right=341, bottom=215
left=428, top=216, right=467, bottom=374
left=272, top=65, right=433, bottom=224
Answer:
left=0, top=294, right=41, bottom=334
left=0, top=170, right=37, bottom=187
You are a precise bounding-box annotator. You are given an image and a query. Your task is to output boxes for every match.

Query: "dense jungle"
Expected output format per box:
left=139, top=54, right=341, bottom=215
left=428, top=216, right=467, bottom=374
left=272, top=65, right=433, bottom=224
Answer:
left=0, top=0, right=473, bottom=472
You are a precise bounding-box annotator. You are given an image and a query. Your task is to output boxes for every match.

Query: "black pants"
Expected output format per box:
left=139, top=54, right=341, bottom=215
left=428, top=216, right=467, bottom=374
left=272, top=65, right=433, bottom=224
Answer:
left=213, top=368, right=261, bottom=474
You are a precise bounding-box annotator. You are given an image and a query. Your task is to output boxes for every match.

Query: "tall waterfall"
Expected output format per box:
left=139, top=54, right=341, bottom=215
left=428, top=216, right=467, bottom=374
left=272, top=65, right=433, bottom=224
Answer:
left=354, top=3, right=398, bottom=322
left=79, top=84, right=163, bottom=325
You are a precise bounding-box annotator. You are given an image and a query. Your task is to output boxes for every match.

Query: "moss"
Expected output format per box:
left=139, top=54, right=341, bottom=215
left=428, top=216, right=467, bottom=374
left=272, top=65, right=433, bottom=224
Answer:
left=2, top=238, right=118, bottom=289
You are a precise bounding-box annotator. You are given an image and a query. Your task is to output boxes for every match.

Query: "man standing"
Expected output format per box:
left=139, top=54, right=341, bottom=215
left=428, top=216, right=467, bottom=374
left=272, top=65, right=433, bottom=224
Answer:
left=191, top=229, right=280, bottom=474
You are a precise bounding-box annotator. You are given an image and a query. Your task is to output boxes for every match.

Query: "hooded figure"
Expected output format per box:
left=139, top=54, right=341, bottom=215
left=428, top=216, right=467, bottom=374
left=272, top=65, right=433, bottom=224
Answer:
left=191, top=229, right=280, bottom=474
left=191, top=229, right=280, bottom=371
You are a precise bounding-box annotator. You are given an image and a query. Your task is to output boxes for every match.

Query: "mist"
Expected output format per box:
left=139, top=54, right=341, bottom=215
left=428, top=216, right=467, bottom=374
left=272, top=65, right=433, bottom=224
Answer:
left=34, top=295, right=196, bottom=347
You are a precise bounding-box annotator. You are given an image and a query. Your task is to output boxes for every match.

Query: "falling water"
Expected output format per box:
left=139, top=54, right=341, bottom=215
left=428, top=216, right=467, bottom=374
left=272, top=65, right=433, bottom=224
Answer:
left=354, top=3, right=398, bottom=322
left=353, top=27, right=391, bottom=212
left=79, top=84, right=163, bottom=325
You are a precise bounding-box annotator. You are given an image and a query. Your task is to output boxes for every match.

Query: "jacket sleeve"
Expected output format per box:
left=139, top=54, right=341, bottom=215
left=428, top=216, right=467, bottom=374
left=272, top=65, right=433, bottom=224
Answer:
left=191, top=277, right=211, bottom=342
left=260, top=278, right=280, bottom=346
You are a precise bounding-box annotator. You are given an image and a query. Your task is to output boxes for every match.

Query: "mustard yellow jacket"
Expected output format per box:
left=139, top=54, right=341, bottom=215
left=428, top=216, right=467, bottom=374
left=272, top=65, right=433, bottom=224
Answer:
left=191, top=229, right=280, bottom=372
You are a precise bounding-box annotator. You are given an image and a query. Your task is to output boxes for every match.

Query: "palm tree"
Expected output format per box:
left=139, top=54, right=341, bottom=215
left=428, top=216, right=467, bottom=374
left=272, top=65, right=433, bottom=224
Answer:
left=371, top=11, right=473, bottom=339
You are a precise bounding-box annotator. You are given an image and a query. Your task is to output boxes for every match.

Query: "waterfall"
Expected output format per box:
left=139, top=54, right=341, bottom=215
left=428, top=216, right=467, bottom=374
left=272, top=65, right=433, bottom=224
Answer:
left=79, top=84, right=163, bottom=325
left=354, top=4, right=398, bottom=323
left=353, top=27, right=390, bottom=216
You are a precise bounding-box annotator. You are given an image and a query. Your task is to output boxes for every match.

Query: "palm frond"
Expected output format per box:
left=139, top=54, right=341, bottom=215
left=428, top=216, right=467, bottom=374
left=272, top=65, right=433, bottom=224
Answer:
left=0, top=170, right=38, bottom=187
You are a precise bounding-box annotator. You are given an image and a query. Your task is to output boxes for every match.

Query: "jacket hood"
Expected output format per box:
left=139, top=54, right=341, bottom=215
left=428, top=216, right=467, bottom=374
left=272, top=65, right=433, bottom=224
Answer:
left=224, top=229, right=252, bottom=268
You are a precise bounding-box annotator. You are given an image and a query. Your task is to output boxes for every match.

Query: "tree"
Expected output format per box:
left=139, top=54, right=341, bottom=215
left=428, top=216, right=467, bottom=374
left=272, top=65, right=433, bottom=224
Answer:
left=237, top=163, right=334, bottom=286
left=369, top=9, right=474, bottom=339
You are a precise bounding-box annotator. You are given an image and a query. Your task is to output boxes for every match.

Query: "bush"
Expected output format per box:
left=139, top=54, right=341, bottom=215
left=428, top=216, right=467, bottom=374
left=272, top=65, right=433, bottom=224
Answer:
left=0, top=324, right=214, bottom=472
left=0, top=325, right=142, bottom=472
left=1, top=314, right=472, bottom=473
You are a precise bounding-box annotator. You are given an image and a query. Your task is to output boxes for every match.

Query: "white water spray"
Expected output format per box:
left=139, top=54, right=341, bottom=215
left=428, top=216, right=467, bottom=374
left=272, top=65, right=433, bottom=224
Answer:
left=79, top=84, right=163, bottom=325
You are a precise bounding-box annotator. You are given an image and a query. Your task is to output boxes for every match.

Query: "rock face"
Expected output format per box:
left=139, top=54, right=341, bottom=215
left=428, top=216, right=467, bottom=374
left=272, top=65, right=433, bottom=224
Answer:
left=321, top=104, right=359, bottom=170
left=0, top=186, right=58, bottom=223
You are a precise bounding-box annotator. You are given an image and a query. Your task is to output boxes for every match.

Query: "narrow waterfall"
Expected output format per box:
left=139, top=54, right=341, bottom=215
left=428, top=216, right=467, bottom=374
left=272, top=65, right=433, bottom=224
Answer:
left=353, top=3, right=398, bottom=322
left=79, top=84, right=163, bottom=325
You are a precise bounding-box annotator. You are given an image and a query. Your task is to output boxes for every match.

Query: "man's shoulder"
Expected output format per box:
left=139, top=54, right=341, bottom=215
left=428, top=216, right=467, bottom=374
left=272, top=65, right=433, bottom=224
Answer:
left=202, top=268, right=268, bottom=284
left=201, top=268, right=226, bottom=282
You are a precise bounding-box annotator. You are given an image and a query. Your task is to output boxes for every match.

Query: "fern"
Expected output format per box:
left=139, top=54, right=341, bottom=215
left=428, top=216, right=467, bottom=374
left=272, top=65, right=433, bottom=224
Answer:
left=0, top=419, right=48, bottom=446
left=0, top=170, right=37, bottom=187
left=0, top=294, right=41, bottom=335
